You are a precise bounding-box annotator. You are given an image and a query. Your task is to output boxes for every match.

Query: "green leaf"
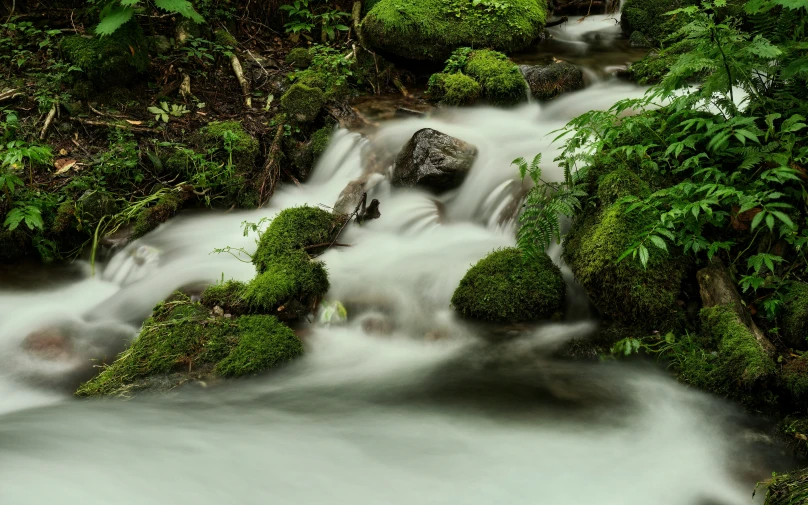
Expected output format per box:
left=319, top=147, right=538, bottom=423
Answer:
left=153, top=0, right=205, bottom=23
left=3, top=208, right=24, bottom=231
left=648, top=235, right=668, bottom=251
left=766, top=213, right=775, bottom=232
left=95, top=5, right=135, bottom=36
left=751, top=210, right=765, bottom=230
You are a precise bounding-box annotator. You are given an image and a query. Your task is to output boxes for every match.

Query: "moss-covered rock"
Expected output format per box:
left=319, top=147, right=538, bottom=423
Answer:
left=595, top=168, right=650, bottom=206
left=361, top=0, right=547, bottom=61
left=563, top=202, right=686, bottom=329
left=200, top=280, right=248, bottom=315
left=244, top=249, right=330, bottom=318
left=451, top=248, right=565, bottom=322
left=213, top=28, right=238, bottom=48
left=620, top=0, right=689, bottom=46
left=193, top=120, right=260, bottom=169
left=60, top=21, right=148, bottom=88
left=763, top=467, right=808, bottom=505
left=699, top=304, right=776, bottom=388
left=280, top=83, right=326, bottom=124
left=628, top=44, right=690, bottom=85
left=287, top=126, right=332, bottom=180
left=252, top=206, right=344, bottom=273
left=782, top=282, right=808, bottom=350
left=782, top=356, right=808, bottom=404
left=132, top=191, right=186, bottom=239
left=464, top=50, right=528, bottom=106
left=286, top=47, right=312, bottom=68
left=439, top=72, right=482, bottom=106
left=427, top=49, right=528, bottom=106
left=75, top=298, right=304, bottom=397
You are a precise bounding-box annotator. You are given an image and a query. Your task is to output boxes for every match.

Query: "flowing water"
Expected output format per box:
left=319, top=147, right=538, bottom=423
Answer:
left=0, top=16, right=794, bottom=505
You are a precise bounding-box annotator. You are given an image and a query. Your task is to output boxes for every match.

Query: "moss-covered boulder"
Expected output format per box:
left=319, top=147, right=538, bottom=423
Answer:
left=361, top=0, right=547, bottom=62
left=286, top=47, right=312, bottom=68
left=620, top=0, right=689, bottom=46
left=193, top=120, right=260, bottom=169
left=60, top=21, right=148, bottom=88
left=451, top=248, right=565, bottom=322
left=427, top=49, right=528, bottom=106
left=520, top=61, right=585, bottom=101
left=782, top=282, right=808, bottom=350
left=765, top=467, right=808, bottom=505
left=281, top=83, right=326, bottom=124
left=595, top=168, right=650, bottom=206
left=247, top=206, right=344, bottom=319
left=563, top=202, right=686, bottom=329
left=132, top=190, right=190, bottom=239
left=75, top=298, right=303, bottom=397
left=201, top=280, right=248, bottom=315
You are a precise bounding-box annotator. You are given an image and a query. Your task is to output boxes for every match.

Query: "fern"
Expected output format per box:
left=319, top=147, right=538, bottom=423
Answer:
left=514, top=154, right=586, bottom=259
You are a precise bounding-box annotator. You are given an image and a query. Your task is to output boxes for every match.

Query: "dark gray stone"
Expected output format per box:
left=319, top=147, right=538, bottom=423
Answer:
left=391, top=128, right=477, bottom=192
left=520, top=61, right=585, bottom=101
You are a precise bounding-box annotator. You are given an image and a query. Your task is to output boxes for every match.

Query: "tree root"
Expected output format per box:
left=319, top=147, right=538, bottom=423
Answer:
left=0, top=88, right=23, bottom=102
left=71, top=117, right=152, bottom=132
left=39, top=103, right=57, bottom=140
left=258, top=123, right=284, bottom=205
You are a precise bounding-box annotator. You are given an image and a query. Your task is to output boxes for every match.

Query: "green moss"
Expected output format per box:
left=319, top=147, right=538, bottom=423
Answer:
left=699, top=304, right=775, bottom=387
left=76, top=298, right=304, bottom=396
left=361, top=0, right=547, bottom=61
left=783, top=282, right=808, bottom=348
left=286, top=47, right=312, bottom=68
left=214, top=28, right=238, bottom=48
left=200, top=280, right=248, bottom=315
left=620, top=0, right=690, bottom=46
left=464, top=49, right=528, bottom=106
left=563, top=202, right=686, bottom=329
left=51, top=200, right=77, bottom=234
left=451, top=247, right=565, bottom=322
left=764, top=467, right=808, bottom=505
left=281, top=84, right=326, bottom=123
left=132, top=192, right=183, bottom=239
left=196, top=120, right=260, bottom=169
left=215, top=315, right=303, bottom=377
left=244, top=250, right=329, bottom=313
left=60, top=21, right=148, bottom=88
left=308, top=127, right=331, bottom=160
left=596, top=168, right=650, bottom=206
left=252, top=206, right=343, bottom=273
left=440, top=72, right=482, bottom=106
left=782, top=357, right=808, bottom=401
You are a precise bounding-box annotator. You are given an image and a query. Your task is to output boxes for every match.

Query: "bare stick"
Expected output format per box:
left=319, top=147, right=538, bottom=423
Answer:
left=0, top=88, right=22, bottom=102
left=39, top=104, right=57, bottom=140
left=231, top=54, right=252, bottom=108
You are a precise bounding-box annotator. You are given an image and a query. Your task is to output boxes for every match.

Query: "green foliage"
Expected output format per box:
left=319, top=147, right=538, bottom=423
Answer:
left=200, top=279, right=247, bottom=314
left=60, top=21, right=148, bottom=86
left=286, top=47, right=313, bottom=68
left=288, top=45, right=353, bottom=100
left=765, top=467, right=808, bottom=505
left=451, top=247, right=565, bottom=322
left=279, top=0, right=350, bottom=42
left=147, top=101, right=190, bottom=123
left=243, top=249, right=330, bottom=314
left=620, top=0, right=691, bottom=46
left=555, top=0, right=808, bottom=321
left=515, top=153, right=586, bottom=258
left=94, top=0, right=204, bottom=36
left=427, top=48, right=527, bottom=106
left=361, top=0, right=547, bottom=61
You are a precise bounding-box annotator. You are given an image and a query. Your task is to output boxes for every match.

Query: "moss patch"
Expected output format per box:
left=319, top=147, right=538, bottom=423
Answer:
left=280, top=83, right=326, bottom=124
left=200, top=280, right=248, bottom=315
left=286, top=47, right=312, bottom=68
left=451, top=247, right=565, bottom=322
left=244, top=249, right=330, bottom=316
left=362, top=0, right=547, bottom=61
left=442, top=72, right=482, bottom=106
left=132, top=191, right=185, bottom=239
left=427, top=49, right=527, bottom=106
left=194, top=120, right=260, bottom=169
left=783, top=282, right=808, bottom=349
left=620, top=0, right=689, bottom=46
left=75, top=297, right=303, bottom=397
left=252, top=206, right=344, bottom=273
left=563, top=202, right=686, bottom=329
left=60, top=21, right=148, bottom=88
left=596, top=168, right=650, bottom=207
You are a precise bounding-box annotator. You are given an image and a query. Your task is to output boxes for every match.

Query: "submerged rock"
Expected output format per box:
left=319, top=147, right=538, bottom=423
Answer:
left=392, top=128, right=477, bottom=192
left=451, top=248, right=566, bottom=323
left=361, top=0, right=547, bottom=62
left=520, top=61, right=584, bottom=101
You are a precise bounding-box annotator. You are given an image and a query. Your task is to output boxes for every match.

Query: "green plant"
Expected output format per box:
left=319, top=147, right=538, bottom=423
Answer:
left=93, top=0, right=204, bottom=36
left=280, top=1, right=350, bottom=42
left=514, top=153, right=586, bottom=259
left=148, top=101, right=190, bottom=123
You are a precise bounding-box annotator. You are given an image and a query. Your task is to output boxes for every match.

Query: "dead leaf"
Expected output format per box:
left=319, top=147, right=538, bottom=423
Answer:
left=125, top=119, right=143, bottom=125
left=53, top=158, right=77, bottom=175
left=796, top=433, right=807, bottom=441
left=59, top=148, right=68, bottom=155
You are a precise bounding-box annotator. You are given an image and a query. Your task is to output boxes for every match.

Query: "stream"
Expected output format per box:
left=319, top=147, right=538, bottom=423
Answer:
left=0, top=14, right=794, bottom=505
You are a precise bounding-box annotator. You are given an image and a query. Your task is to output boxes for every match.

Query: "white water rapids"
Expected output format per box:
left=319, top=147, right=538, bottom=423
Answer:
left=0, top=16, right=793, bottom=505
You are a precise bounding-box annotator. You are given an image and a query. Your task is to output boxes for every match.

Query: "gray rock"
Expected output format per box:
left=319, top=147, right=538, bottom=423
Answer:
left=520, top=61, right=585, bottom=101
left=391, top=128, right=477, bottom=192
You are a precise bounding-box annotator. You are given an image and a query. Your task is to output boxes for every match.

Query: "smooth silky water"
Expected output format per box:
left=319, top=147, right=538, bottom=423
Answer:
left=0, top=16, right=793, bottom=505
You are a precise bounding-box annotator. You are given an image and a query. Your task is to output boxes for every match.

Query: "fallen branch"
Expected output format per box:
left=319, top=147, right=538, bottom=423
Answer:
left=39, top=104, right=57, bottom=140
left=231, top=54, right=252, bottom=108
left=71, top=117, right=153, bottom=132
left=546, top=16, right=569, bottom=28
left=303, top=241, right=352, bottom=250
left=179, top=72, right=192, bottom=99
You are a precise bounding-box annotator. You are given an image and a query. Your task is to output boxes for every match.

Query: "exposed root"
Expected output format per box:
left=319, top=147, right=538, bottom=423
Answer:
left=258, top=123, right=284, bottom=205
left=39, top=104, right=57, bottom=140
left=0, top=88, right=22, bottom=102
